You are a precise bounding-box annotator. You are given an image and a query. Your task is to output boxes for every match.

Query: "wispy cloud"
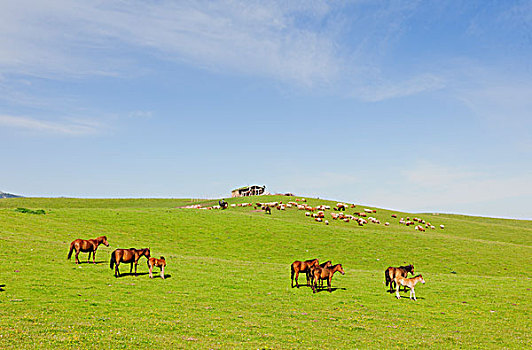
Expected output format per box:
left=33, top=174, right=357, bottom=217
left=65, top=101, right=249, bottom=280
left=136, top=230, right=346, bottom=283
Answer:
left=0, top=1, right=342, bottom=86
left=0, top=0, right=446, bottom=98
left=365, top=161, right=532, bottom=217
left=0, top=114, right=104, bottom=135
left=354, top=74, right=446, bottom=102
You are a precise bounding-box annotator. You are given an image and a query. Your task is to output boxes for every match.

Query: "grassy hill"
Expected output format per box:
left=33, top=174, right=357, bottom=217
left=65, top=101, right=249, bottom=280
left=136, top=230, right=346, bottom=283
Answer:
left=0, top=196, right=530, bottom=348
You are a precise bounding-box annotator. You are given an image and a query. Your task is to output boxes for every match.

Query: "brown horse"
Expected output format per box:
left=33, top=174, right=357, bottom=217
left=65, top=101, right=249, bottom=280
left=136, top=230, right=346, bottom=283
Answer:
left=291, top=258, right=319, bottom=288
left=309, top=260, right=332, bottom=288
left=395, top=274, right=425, bottom=301
left=110, top=248, right=150, bottom=277
left=67, top=236, right=109, bottom=264
left=147, top=256, right=166, bottom=279
left=385, top=264, right=414, bottom=293
left=311, top=263, right=345, bottom=293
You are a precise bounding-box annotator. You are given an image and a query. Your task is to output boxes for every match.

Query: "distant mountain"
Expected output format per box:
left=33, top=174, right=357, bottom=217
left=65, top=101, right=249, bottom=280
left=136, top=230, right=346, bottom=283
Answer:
left=0, top=191, right=23, bottom=198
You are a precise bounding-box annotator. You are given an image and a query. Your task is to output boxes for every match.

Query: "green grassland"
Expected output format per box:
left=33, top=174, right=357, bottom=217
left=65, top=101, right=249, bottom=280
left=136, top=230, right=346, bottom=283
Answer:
left=0, top=196, right=530, bottom=349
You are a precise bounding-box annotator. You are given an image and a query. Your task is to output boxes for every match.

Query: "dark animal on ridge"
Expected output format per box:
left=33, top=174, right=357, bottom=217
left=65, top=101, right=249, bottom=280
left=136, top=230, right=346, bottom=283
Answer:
left=291, top=258, right=319, bottom=288
left=110, top=248, right=151, bottom=277
left=68, top=236, right=109, bottom=264
left=385, top=264, right=414, bottom=293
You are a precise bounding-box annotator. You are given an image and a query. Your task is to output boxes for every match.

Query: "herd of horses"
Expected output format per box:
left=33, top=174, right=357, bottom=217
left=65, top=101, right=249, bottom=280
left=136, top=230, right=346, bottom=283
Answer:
left=67, top=236, right=166, bottom=279
left=292, top=259, right=425, bottom=300
left=67, top=236, right=424, bottom=299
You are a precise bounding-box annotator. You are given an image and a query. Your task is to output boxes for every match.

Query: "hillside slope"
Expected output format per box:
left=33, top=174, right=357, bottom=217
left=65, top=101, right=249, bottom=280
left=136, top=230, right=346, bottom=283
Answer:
left=0, top=196, right=530, bottom=348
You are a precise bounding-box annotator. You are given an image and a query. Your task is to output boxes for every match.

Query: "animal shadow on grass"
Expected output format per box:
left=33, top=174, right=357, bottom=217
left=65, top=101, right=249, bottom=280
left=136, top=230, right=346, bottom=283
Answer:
left=115, top=272, right=149, bottom=278
left=152, top=274, right=172, bottom=279
left=0, top=284, right=5, bottom=292
left=314, top=287, right=347, bottom=293
left=79, top=261, right=106, bottom=265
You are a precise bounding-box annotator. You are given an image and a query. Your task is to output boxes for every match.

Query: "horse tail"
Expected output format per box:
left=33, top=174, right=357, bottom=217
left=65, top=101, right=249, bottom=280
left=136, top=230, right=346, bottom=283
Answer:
left=67, top=242, right=74, bottom=260
left=291, top=264, right=295, bottom=282
left=110, top=251, right=116, bottom=270
left=385, top=268, right=390, bottom=287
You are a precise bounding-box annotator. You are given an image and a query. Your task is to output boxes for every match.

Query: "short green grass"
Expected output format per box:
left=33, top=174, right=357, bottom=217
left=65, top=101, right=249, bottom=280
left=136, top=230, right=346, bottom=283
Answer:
left=0, top=196, right=530, bottom=348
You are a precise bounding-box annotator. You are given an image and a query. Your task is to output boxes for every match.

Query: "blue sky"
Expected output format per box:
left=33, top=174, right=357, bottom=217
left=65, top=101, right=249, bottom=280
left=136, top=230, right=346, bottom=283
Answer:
left=1, top=0, right=531, bottom=219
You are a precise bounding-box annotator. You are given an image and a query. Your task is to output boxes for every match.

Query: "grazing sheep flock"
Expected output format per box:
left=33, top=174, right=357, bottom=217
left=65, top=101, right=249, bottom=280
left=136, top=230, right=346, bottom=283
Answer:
left=182, top=198, right=446, bottom=233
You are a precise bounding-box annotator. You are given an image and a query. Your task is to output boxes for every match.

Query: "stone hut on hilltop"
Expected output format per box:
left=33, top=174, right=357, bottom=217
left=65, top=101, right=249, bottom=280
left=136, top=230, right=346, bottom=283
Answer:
left=231, top=185, right=267, bottom=197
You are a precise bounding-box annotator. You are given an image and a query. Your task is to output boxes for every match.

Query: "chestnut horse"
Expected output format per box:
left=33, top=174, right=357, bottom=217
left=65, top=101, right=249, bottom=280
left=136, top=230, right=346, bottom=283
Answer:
left=291, top=258, right=319, bottom=288
left=67, top=236, right=109, bottom=264
left=110, top=248, right=150, bottom=277
left=395, top=274, right=425, bottom=301
left=311, top=263, right=345, bottom=293
left=385, top=264, right=414, bottom=293
left=147, top=256, right=166, bottom=279
left=309, top=260, right=332, bottom=288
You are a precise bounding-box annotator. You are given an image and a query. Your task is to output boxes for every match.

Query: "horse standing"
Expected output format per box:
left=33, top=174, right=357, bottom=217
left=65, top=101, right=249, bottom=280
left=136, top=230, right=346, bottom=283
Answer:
left=311, top=264, right=345, bottom=293
left=385, top=264, right=414, bottom=293
left=291, top=258, right=319, bottom=288
left=309, top=260, right=332, bottom=288
left=110, top=248, right=150, bottom=277
left=67, top=236, right=109, bottom=264
left=147, top=256, right=166, bottom=279
left=395, top=274, right=425, bottom=301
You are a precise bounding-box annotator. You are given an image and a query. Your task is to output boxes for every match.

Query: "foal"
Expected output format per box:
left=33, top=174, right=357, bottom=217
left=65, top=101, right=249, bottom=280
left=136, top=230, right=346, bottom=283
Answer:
left=395, top=274, right=425, bottom=301
left=147, top=256, right=166, bottom=279
left=68, top=236, right=109, bottom=264
left=385, top=264, right=414, bottom=293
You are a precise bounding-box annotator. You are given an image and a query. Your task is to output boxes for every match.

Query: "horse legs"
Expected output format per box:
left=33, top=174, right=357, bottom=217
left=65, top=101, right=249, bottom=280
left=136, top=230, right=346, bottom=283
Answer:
left=134, top=261, right=138, bottom=276
left=160, top=265, right=165, bottom=279
left=130, top=262, right=133, bottom=274
left=149, top=264, right=153, bottom=278
left=411, top=288, right=416, bottom=301
left=396, top=283, right=401, bottom=299
left=115, top=262, right=120, bottom=277
left=75, top=250, right=81, bottom=264
left=328, top=277, right=332, bottom=292
left=294, top=271, right=300, bottom=288
left=87, top=251, right=92, bottom=263
left=92, top=250, right=96, bottom=264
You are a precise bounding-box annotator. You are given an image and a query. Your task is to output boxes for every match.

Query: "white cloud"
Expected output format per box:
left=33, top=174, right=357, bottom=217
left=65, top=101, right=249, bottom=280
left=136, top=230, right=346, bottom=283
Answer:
left=0, top=1, right=342, bottom=86
left=364, top=161, right=532, bottom=218
left=354, top=74, right=446, bottom=102
left=0, top=0, right=446, bottom=98
left=0, top=114, right=104, bottom=135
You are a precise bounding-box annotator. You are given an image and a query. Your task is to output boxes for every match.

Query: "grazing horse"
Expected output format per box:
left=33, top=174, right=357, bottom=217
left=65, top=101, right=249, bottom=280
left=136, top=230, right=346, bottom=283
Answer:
left=291, top=258, right=319, bottom=288
left=147, top=256, right=166, bottom=279
left=110, top=248, right=150, bottom=277
left=311, top=264, right=345, bottom=293
left=385, top=264, right=414, bottom=293
left=67, top=236, right=109, bottom=264
left=395, top=274, right=425, bottom=301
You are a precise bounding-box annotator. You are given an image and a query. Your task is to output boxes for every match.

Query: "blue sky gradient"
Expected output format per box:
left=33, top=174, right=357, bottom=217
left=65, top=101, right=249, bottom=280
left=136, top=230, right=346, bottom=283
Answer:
left=1, top=1, right=531, bottom=218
